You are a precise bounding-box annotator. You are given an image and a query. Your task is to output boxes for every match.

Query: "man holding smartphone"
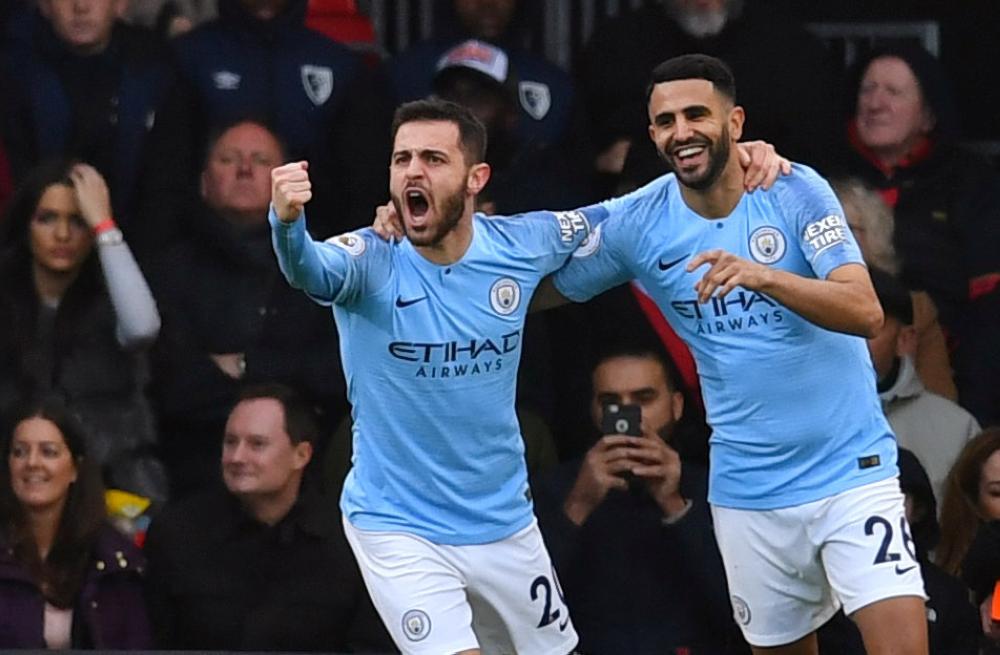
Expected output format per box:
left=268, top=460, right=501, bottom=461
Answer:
left=534, top=345, right=743, bottom=654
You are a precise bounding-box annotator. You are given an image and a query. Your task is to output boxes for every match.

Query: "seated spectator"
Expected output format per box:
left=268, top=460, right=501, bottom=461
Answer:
left=143, top=383, right=393, bottom=652
left=818, top=447, right=980, bottom=655
left=579, top=0, right=840, bottom=188
left=841, top=44, right=1000, bottom=426
left=143, top=0, right=393, bottom=243
left=1, top=0, right=174, bottom=225
left=832, top=176, right=956, bottom=400
left=147, top=119, right=346, bottom=497
left=0, top=397, right=152, bottom=649
left=390, top=0, right=576, bottom=148
left=533, top=345, right=743, bottom=654
left=867, top=268, right=979, bottom=500
left=0, top=160, right=166, bottom=502
left=432, top=39, right=593, bottom=215
left=937, top=428, right=1000, bottom=577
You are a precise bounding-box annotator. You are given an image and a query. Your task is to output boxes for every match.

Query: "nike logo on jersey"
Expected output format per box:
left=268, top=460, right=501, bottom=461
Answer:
left=894, top=564, right=917, bottom=575
left=395, top=295, right=428, bottom=308
left=658, top=255, right=686, bottom=271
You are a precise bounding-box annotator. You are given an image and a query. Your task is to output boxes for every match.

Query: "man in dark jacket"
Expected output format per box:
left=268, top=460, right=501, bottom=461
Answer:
left=143, top=383, right=393, bottom=652
left=0, top=0, right=174, bottom=224
left=533, top=344, right=746, bottom=655
left=841, top=44, right=1000, bottom=427
left=141, top=0, right=392, bottom=247
left=390, top=0, right=576, bottom=149
left=147, top=119, right=346, bottom=496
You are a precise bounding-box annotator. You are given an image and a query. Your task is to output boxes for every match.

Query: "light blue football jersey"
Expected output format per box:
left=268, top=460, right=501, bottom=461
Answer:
left=554, top=165, right=897, bottom=510
left=270, top=207, right=592, bottom=544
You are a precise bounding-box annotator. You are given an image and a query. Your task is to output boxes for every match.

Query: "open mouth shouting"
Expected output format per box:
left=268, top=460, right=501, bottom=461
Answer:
left=404, top=186, right=432, bottom=231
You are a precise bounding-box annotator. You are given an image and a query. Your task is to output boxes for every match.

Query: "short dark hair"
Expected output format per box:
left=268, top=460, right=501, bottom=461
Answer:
left=645, top=54, right=737, bottom=105
left=592, top=344, right=682, bottom=393
left=236, top=383, right=321, bottom=446
left=869, top=267, right=914, bottom=325
left=391, top=98, right=488, bottom=164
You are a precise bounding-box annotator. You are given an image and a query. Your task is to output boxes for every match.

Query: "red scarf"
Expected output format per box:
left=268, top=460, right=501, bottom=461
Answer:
left=847, top=119, right=934, bottom=208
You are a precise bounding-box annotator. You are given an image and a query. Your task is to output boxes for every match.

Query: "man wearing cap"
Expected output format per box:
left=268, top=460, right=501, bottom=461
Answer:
left=390, top=0, right=575, bottom=148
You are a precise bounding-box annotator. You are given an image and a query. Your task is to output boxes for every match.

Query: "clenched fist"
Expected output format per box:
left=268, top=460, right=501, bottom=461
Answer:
left=271, top=161, right=312, bottom=222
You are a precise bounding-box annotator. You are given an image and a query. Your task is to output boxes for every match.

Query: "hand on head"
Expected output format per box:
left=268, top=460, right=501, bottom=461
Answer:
left=372, top=202, right=404, bottom=242
left=68, top=164, right=112, bottom=228
left=737, top=141, right=792, bottom=192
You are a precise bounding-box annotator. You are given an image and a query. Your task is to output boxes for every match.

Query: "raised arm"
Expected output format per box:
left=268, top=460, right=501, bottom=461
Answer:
left=270, top=161, right=355, bottom=303
left=71, top=164, right=160, bottom=349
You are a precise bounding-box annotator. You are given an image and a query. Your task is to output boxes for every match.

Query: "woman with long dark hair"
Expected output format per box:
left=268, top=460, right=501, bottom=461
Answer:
left=0, top=159, right=166, bottom=501
left=937, top=428, right=1000, bottom=576
left=0, top=397, right=151, bottom=648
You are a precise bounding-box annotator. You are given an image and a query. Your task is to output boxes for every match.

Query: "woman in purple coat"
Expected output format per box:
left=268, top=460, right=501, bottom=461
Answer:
left=0, top=396, right=151, bottom=649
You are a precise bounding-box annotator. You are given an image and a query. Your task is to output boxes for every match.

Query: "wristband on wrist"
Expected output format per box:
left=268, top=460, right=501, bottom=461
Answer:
left=93, top=218, right=117, bottom=235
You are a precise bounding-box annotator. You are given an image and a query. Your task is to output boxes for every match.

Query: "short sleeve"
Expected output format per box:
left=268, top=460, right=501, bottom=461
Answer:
left=777, top=165, right=866, bottom=279
left=488, top=205, right=603, bottom=275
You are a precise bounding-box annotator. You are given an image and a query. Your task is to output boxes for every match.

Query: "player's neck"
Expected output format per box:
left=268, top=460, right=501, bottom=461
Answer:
left=414, top=212, right=475, bottom=265
left=678, top=155, right=745, bottom=219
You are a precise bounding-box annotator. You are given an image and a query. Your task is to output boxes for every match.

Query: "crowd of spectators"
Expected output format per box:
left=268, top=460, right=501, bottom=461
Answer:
left=0, top=0, right=997, bottom=652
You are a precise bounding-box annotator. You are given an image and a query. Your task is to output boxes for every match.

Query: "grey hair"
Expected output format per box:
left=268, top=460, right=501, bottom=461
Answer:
left=830, top=177, right=899, bottom=275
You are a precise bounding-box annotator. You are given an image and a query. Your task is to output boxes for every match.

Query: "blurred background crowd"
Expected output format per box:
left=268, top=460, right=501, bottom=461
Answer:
left=0, top=0, right=997, bottom=653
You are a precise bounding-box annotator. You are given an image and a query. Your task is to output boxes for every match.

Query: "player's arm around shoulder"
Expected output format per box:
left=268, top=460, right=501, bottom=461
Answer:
left=490, top=205, right=605, bottom=269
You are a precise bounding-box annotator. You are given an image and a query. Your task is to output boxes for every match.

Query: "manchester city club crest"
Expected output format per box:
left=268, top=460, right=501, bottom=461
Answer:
left=732, top=595, right=752, bottom=626
left=401, top=609, right=431, bottom=641
left=748, top=226, right=787, bottom=264
left=301, top=65, right=334, bottom=106
left=489, top=277, right=521, bottom=315
left=518, top=81, right=551, bottom=120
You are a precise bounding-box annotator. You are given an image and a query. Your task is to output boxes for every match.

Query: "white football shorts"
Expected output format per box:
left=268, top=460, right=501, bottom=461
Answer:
left=343, top=517, right=578, bottom=655
left=712, top=477, right=927, bottom=647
